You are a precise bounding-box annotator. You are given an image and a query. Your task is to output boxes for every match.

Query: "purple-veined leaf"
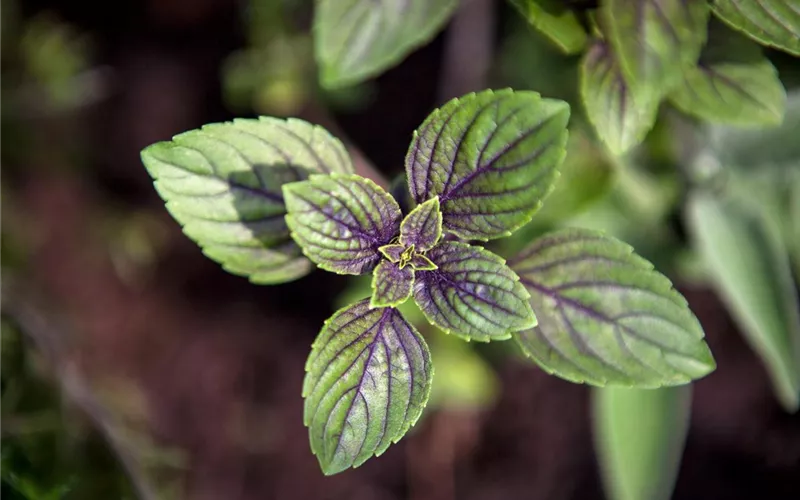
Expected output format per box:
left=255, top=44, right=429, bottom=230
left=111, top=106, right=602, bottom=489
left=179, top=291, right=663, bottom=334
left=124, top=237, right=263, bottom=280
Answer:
left=399, top=197, right=443, bottom=251
left=405, top=89, right=569, bottom=240
left=509, top=0, right=589, bottom=55
left=303, top=299, right=432, bottom=475
left=510, top=228, right=715, bottom=387
left=581, top=41, right=660, bottom=155
left=371, top=260, right=415, bottom=308
left=413, top=241, right=536, bottom=342
left=712, top=0, right=800, bottom=56
left=410, top=253, right=437, bottom=271
left=315, top=0, right=459, bottom=88
left=601, top=0, right=710, bottom=98
left=283, top=173, right=401, bottom=275
left=140, top=117, right=353, bottom=284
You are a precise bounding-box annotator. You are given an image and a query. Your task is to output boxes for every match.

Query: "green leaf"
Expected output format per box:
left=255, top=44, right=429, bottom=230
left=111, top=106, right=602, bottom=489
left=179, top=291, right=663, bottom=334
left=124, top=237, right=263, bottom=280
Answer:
left=601, top=0, right=710, bottom=97
left=509, top=0, right=588, bottom=54
left=414, top=242, right=536, bottom=342
left=581, top=41, right=660, bottom=155
left=314, top=0, right=458, bottom=88
left=711, top=0, right=800, bottom=56
left=303, top=299, right=432, bottom=475
left=510, top=228, right=716, bottom=387
left=140, top=117, right=353, bottom=284
left=668, top=27, right=786, bottom=126
left=283, top=173, right=402, bottom=275
left=371, top=260, right=414, bottom=308
left=593, top=386, right=692, bottom=500
left=399, top=197, right=443, bottom=252
left=406, top=88, right=570, bottom=240
left=687, top=191, right=800, bottom=411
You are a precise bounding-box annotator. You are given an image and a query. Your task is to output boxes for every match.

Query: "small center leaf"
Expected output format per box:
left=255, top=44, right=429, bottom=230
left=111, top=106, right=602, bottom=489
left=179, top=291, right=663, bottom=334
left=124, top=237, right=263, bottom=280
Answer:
left=399, top=197, right=443, bottom=251
left=509, top=228, right=716, bottom=387
left=283, top=173, right=401, bottom=275
left=379, top=243, right=405, bottom=263
left=371, top=260, right=415, bottom=308
left=303, top=299, right=432, bottom=475
left=413, top=241, right=536, bottom=341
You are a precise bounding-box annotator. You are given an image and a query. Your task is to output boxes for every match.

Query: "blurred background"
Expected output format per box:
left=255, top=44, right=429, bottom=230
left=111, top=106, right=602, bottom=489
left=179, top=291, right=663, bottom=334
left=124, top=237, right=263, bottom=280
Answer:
left=2, top=0, right=800, bottom=499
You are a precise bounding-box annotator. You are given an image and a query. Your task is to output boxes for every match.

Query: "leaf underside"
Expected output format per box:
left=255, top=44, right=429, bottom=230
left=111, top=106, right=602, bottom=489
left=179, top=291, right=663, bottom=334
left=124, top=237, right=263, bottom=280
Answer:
left=668, top=26, right=786, bottom=126
left=303, top=299, right=432, bottom=475
left=601, top=0, right=710, bottom=97
left=712, top=0, right=800, bottom=56
left=283, top=173, right=401, bottom=275
left=414, top=241, right=536, bottom=342
left=406, top=88, right=570, bottom=240
left=581, top=42, right=660, bottom=155
left=314, top=0, right=459, bottom=88
left=140, top=117, right=353, bottom=284
left=510, top=228, right=716, bottom=387
left=371, top=260, right=415, bottom=308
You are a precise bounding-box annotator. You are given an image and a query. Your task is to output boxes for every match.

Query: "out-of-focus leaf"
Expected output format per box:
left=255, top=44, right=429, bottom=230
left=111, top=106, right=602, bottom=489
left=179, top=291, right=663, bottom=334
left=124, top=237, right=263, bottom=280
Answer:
left=593, top=386, right=692, bottom=500
left=707, top=90, right=800, bottom=171
left=428, top=333, right=499, bottom=410
left=668, top=27, right=785, bottom=126
left=509, top=0, right=588, bottom=54
left=406, top=89, right=570, bottom=240
left=414, top=242, right=536, bottom=342
left=711, top=0, right=800, bottom=56
left=601, top=0, right=710, bottom=98
left=314, top=0, right=458, bottom=88
left=140, top=118, right=353, bottom=284
left=303, top=299, right=432, bottom=475
left=581, top=41, right=660, bottom=155
left=687, top=191, right=800, bottom=411
left=284, top=174, right=401, bottom=275
left=511, top=228, right=716, bottom=387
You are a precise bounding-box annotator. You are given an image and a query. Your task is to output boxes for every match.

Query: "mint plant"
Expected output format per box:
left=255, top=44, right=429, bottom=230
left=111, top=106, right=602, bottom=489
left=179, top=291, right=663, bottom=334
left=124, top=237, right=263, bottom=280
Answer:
left=141, top=88, right=715, bottom=475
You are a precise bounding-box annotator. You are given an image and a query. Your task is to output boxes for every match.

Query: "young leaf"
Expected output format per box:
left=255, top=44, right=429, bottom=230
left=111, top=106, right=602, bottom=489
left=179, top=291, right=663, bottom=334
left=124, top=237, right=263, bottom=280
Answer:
left=711, top=0, right=800, bottom=56
left=406, top=89, right=570, bottom=240
left=413, top=241, right=536, bottom=342
left=303, top=299, right=432, bottom=475
left=283, top=173, right=401, bottom=275
left=510, top=228, right=716, bottom=387
left=581, top=42, right=660, bottom=155
left=314, top=0, right=458, bottom=88
left=509, top=0, right=589, bottom=54
left=593, top=386, right=692, bottom=500
left=601, top=0, right=710, bottom=97
left=668, top=27, right=786, bottom=126
left=371, top=261, right=414, bottom=308
left=140, top=117, right=353, bottom=284
left=687, top=191, right=800, bottom=411
left=399, top=197, right=443, bottom=252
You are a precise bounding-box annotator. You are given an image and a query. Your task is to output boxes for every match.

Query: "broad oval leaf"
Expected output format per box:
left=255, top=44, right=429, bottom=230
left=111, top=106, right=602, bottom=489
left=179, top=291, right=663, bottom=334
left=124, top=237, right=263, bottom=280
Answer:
left=509, top=0, right=588, bottom=54
left=668, top=27, right=786, bottom=126
left=405, top=89, right=570, bottom=240
left=140, top=117, right=353, bottom=284
left=284, top=173, right=401, bottom=275
left=303, top=299, right=432, bottom=475
left=601, top=0, right=710, bottom=96
left=510, top=228, right=716, bottom=387
left=712, top=0, right=800, bottom=56
left=371, top=260, right=415, bottom=308
left=687, top=191, right=800, bottom=411
left=400, top=197, right=443, bottom=252
left=593, top=386, right=692, bottom=500
left=314, top=0, right=458, bottom=88
left=413, top=241, right=536, bottom=342
left=581, top=42, right=660, bottom=155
